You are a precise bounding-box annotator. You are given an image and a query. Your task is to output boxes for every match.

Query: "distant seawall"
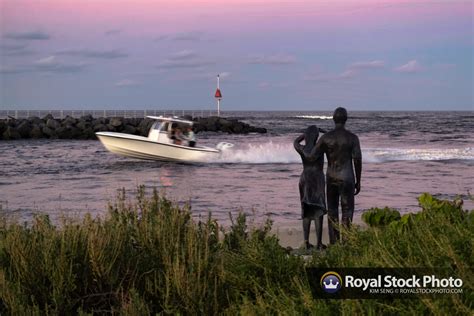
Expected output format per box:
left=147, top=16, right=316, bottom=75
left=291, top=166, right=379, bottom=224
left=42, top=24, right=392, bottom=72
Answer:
left=0, top=115, right=266, bottom=140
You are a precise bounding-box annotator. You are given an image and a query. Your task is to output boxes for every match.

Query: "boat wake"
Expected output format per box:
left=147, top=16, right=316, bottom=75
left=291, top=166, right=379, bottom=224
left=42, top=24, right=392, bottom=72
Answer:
left=209, top=142, right=299, bottom=164
left=207, top=142, right=474, bottom=164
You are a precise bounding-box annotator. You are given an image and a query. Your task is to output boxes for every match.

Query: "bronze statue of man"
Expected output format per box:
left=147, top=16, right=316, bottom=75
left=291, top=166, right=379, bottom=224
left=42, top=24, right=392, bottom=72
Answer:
left=312, top=107, right=362, bottom=244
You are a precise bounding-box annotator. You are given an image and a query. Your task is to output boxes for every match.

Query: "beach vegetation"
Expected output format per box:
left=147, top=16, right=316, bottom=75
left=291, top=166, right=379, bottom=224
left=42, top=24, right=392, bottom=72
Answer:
left=0, top=188, right=472, bottom=314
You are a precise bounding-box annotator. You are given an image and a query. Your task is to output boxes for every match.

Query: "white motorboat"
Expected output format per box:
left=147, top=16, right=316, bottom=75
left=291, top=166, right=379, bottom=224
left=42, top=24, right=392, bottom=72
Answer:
left=96, top=116, right=233, bottom=162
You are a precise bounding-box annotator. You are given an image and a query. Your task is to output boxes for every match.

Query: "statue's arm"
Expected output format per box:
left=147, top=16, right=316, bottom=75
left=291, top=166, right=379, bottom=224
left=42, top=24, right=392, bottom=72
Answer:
left=309, top=137, right=325, bottom=160
left=293, top=134, right=305, bottom=155
left=353, top=136, right=362, bottom=195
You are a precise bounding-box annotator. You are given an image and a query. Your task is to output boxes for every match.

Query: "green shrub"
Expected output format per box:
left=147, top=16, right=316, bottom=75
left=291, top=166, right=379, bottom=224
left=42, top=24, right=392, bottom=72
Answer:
left=362, top=207, right=401, bottom=227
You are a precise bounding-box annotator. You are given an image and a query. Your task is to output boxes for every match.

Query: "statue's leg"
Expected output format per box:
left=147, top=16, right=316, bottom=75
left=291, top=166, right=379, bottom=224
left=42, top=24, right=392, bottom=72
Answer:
left=303, top=217, right=312, bottom=249
left=302, top=203, right=314, bottom=248
left=327, top=181, right=340, bottom=244
left=315, top=214, right=325, bottom=249
left=340, top=182, right=355, bottom=242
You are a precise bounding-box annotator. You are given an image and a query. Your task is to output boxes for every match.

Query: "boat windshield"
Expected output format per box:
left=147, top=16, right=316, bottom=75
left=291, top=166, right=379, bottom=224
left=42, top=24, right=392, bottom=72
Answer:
left=157, top=122, right=169, bottom=131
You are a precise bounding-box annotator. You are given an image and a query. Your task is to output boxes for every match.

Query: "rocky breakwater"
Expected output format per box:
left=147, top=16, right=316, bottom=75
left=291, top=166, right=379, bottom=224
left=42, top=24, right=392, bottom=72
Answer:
left=0, top=115, right=266, bottom=140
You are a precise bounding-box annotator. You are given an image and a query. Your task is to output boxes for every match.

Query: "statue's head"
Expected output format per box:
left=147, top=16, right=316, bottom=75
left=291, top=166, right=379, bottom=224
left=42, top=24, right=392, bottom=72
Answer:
left=305, top=125, right=319, bottom=147
left=333, top=107, right=348, bottom=124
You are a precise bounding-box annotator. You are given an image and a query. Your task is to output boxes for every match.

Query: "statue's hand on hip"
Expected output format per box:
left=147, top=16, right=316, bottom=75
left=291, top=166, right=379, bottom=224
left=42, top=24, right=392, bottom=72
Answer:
left=354, top=182, right=361, bottom=195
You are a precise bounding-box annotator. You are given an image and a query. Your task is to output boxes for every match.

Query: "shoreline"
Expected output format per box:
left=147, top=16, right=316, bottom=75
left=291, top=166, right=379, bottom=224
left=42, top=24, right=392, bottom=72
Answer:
left=272, top=215, right=364, bottom=249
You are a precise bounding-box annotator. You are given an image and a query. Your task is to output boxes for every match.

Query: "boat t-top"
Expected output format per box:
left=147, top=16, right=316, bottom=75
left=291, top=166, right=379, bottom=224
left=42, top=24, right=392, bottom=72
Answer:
left=96, top=116, right=233, bottom=162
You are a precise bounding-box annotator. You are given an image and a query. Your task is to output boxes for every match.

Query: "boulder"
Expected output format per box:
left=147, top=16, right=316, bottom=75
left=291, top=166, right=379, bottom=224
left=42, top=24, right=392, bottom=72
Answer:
left=69, top=126, right=82, bottom=139
left=218, top=118, right=233, bottom=128
left=254, top=127, right=267, bottom=133
left=93, top=117, right=108, bottom=125
left=207, top=124, right=218, bottom=132
left=0, top=120, right=6, bottom=136
left=42, top=126, right=56, bottom=138
left=16, top=120, right=31, bottom=138
left=2, top=126, right=21, bottom=140
left=206, top=116, right=220, bottom=125
left=192, top=123, right=204, bottom=133
left=93, top=124, right=108, bottom=132
left=62, top=115, right=77, bottom=126
left=46, top=118, right=60, bottom=130
left=109, top=117, right=123, bottom=127
left=30, top=125, right=43, bottom=138
left=137, top=119, right=154, bottom=135
left=81, top=114, right=93, bottom=122
left=7, top=119, right=17, bottom=127
left=232, top=123, right=244, bottom=133
left=76, top=120, right=91, bottom=130
left=122, top=125, right=137, bottom=135
left=125, top=118, right=141, bottom=127
left=42, top=114, right=54, bottom=121
left=27, top=116, right=43, bottom=126
left=81, top=127, right=95, bottom=139
left=106, top=124, right=116, bottom=132
left=56, top=126, right=72, bottom=139
left=196, top=117, right=218, bottom=132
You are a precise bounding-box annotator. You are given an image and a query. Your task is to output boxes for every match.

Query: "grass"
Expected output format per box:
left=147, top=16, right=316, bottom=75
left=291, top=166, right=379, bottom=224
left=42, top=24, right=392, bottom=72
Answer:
left=1, top=187, right=473, bottom=315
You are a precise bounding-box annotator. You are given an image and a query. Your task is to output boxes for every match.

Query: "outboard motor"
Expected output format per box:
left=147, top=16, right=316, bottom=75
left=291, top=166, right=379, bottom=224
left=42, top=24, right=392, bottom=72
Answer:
left=216, top=142, right=234, bottom=151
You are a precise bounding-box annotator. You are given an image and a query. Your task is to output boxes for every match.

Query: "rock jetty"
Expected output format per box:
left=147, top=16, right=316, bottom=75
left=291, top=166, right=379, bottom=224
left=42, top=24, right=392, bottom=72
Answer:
left=0, top=114, right=267, bottom=140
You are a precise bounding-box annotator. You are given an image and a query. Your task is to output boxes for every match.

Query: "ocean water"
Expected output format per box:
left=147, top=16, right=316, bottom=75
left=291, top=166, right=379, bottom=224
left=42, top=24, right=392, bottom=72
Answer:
left=1, top=111, right=473, bottom=224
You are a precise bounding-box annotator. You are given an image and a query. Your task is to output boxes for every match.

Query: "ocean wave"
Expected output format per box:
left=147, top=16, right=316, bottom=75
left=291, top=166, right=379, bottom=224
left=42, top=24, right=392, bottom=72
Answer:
left=207, top=143, right=474, bottom=164
left=294, top=115, right=333, bottom=120
left=363, top=147, right=474, bottom=163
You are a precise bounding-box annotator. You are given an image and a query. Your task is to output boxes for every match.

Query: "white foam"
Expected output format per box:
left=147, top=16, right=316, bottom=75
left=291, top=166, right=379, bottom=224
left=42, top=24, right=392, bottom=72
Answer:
left=207, top=142, right=474, bottom=164
left=294, top=115, right=333, bottom=120
left=209, top=142, right=300, bottom=164
left=363, top=147, right=474, bottom=163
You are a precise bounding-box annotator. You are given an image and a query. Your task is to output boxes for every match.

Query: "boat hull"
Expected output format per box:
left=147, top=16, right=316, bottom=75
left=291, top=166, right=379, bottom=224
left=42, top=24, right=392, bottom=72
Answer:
left=96, top=132, right=220, bottom=162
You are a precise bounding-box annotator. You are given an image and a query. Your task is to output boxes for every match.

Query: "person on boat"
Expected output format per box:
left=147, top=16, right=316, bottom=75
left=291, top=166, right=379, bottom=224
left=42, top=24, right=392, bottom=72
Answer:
left=169, top=123, right=183, bottom=145
left=182, top=126, right=196, bottom=147
left=174, top=127, right=184, bottom=145
left=169, top=123, right=178, bottom=142
left=294, top=125, right=327, bottom=250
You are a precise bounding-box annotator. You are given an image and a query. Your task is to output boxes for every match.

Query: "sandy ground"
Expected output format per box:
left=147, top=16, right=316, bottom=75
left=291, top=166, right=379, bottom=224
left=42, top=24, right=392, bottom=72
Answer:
left=272, top=214, right=364, bottom=249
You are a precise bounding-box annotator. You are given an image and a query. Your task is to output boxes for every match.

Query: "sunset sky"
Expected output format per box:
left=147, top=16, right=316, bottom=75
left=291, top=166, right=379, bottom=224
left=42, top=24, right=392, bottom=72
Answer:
left=1, top=0, right=472, bottom=110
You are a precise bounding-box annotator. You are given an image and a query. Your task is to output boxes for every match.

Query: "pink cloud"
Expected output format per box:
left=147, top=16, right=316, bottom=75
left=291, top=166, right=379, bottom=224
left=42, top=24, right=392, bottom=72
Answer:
left=338, top=69, right=358, bottom=79
left=395, top=60, right=422, bottom=73
left=114, top=79, right=140, bottom=86
left=168, top=50, right=198, bottom=61
left=247, top=54, right=296, bottom=65
left=2, top=0, right=470, bottom=40
left=349, top=60, right=385, bottom=69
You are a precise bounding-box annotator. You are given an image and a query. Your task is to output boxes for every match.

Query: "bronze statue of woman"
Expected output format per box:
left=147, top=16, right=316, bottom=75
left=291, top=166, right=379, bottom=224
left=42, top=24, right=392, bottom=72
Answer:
left=294, top=125, right=327, bottom=249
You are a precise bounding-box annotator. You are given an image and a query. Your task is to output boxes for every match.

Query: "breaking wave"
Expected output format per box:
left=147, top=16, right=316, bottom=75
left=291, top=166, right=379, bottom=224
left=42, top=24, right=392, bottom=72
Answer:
left=294, top=115, right=333, bottom=120
left=363, top=147, right=474, bottom=163
left=208, top=143, right=474, bottom=164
